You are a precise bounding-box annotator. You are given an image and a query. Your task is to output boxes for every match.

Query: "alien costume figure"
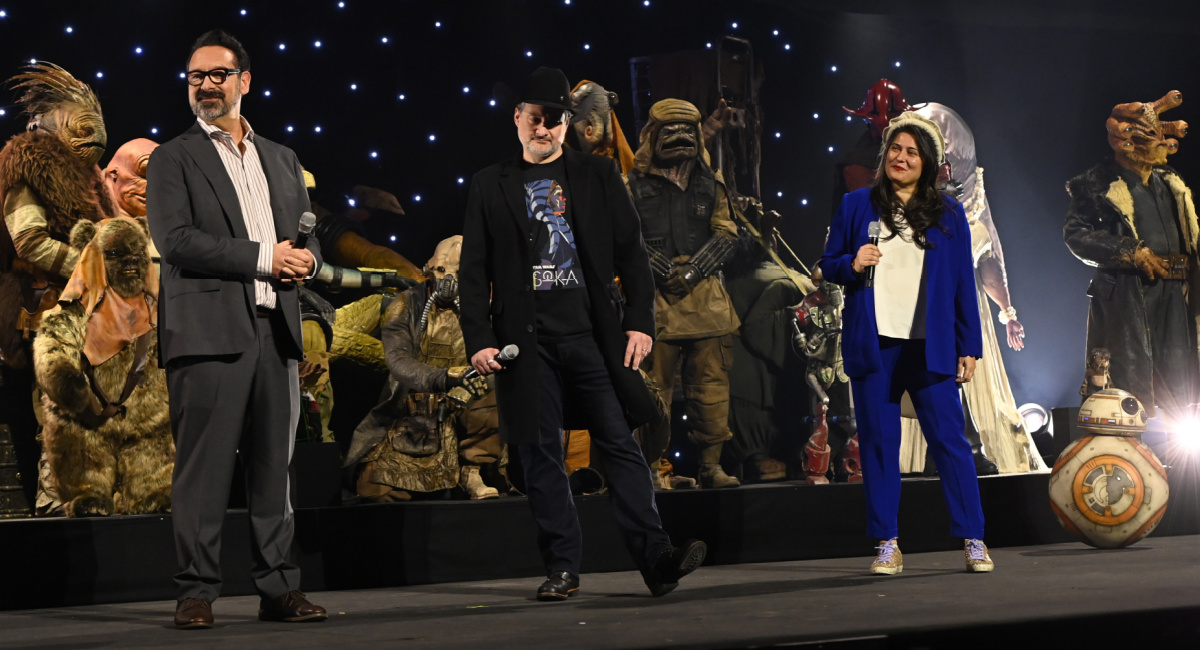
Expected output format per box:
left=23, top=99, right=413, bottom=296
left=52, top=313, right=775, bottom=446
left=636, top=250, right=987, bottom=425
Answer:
left=1064, top=91, right=1198, bottom=421
left=627, top=99, right=741, bottom=489
left=346, top=236, right=502, bottom=500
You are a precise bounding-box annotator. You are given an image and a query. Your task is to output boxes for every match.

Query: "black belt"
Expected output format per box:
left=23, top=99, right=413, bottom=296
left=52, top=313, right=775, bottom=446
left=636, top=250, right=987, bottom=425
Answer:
left=255, top=306, right=277, bottom=319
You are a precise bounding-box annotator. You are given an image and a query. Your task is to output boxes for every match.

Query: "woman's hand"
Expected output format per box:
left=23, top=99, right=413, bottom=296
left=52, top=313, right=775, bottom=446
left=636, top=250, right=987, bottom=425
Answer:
left=852, top=244, right=881, bottom=274
left=956, top=356, right=976, bottom=383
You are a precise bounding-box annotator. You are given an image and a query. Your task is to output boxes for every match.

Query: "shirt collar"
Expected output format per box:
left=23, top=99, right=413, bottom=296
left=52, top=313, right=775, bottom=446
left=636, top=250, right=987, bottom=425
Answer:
left=196, top=115, right=255, bottom=142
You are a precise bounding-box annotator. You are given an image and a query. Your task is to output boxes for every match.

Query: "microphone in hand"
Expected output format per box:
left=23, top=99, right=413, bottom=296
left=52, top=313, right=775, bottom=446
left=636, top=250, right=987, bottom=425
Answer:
left=865, top=221, right=881, bottom=289
left=463, top=344, right=520, bottom=379
left=295, top=211, right=317, bottom=249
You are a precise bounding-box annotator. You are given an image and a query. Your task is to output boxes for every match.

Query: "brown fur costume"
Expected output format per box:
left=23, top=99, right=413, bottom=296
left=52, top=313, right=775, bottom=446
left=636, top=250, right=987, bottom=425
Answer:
left=33, top=217, right=171, bottom=517
left=0, top=131, right=115, bottom=368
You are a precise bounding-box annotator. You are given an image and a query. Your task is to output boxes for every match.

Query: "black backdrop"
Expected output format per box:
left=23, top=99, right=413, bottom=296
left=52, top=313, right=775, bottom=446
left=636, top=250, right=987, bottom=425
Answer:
left=2, top=0, right=1198, bottom=412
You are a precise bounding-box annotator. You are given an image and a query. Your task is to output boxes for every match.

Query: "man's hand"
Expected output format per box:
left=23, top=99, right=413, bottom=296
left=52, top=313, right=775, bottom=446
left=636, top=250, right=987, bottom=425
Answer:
left=470, top=348, right=502, bottom=376
left=852, top=243, right=881, bottom=274
left=272, top=240, right=315, bottom=283
left=1006, top=320, right=1025, bottom=351
left=1133, top=246, right=1171, bottom=280
left=957, top=356, right=976, bottom=383
left=624, top=331, right=653, bottom=371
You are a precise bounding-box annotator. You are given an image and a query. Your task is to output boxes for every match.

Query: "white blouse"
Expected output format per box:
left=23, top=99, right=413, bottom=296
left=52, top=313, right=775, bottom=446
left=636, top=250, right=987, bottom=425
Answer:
left=873, top=213, right=927, bottom=339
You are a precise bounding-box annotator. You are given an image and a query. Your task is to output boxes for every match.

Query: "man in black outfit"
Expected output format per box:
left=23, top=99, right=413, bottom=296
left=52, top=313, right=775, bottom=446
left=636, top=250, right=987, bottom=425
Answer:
left=147, top=30, right=325, bottom=628
left=459, top=67, right=706, bottom=600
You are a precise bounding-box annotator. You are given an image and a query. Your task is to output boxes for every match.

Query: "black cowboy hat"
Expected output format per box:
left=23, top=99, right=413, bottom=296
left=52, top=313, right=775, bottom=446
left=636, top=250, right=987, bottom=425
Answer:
left=493, top=66, right=594, bottom=125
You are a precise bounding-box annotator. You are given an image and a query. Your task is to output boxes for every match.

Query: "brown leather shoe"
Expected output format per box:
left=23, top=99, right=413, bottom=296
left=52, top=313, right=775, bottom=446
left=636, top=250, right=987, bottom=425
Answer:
left=174, top=598, right=213, bottom=629
left=258, top=590, right=327, bottom=622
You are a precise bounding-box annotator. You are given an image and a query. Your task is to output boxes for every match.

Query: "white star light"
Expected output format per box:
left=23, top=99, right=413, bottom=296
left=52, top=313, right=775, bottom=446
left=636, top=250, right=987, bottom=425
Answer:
left=812, top=113, right=819, bottom=119
left=370, top=151, right=378, bottom=159
left=774, top=132, right=781, bottom=138
left=398, top=94, right=406, bottom=100
left=457, top=178, right=464, bottom=184
left=583, top=44, right=590, bottom=50
left=390, top=235, right=397, bottom=242
left=338, top=1, right=345, bottom=7
left=264, top=89, right=272, bottom=96
left=315, top=126, right=322, bottom=133
left=381, top=36, right=389, bottom=43
left=777, top=191, right=783, bottom=197
left=831, top=65, right=837, bottom=72
left=827, top=146, right=834, bottom=152
left=488, top=99, right=496, bottom=106
left=347, top=198, right=356, bottom=207
left=895, top=61, right=902, bottom=67
left=784, top=44, right=791, bottom=50
left=462, top=86, right=470, bottom=93
left=414, top=195, right=422, bottom=202
left=179, top=72, right=185, bottom=79
left=435, top=21, right=441, bottom=27
left=135, top=47, right=143, bottom=54
left=525, top=50, right=533, bottom=57
left=314, top=40, right=322, bottom=48
left=95, top=71, right=103, bottom=78
left=66, top=26, right=73, bottom=33
left=428, top=134, right=436, bottom=141
left=773, top=29, right=779, bottom=36
left=286, top=125, right=294, bottom=132
left=150, top=127, right=158, bottom=134
left=846, top=115, right=852, bottom=121
left=0, top=10, right=7, bottom=18
left=240, top=9, right=247, bottom=16
left=0, top=109, right=5, bottom=116
left=706, top=42, right=712, bottom=48
left=278, top=43, right=286, bottom=50
left=731, top=22, right=738, bottom=28
left=801, top=199, right=809, bottom=206
left=350, top=83, right=357, bottom=90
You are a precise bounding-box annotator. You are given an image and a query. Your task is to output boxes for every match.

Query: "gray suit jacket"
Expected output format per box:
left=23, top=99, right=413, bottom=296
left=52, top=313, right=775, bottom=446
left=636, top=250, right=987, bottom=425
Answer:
left=146, top=122, right=321, bottom=364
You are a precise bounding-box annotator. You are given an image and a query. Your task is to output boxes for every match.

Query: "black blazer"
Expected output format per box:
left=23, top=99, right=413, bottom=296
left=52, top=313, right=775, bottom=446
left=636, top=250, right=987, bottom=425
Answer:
left=459, top=147, right=658, bottom=445
left=146, top=121, right=321, bottom=365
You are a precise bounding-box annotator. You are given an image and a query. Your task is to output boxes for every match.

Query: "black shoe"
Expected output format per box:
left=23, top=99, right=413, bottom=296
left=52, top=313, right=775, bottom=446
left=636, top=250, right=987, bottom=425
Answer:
left=536, top=571, right=579, bottom=601
left=644, top=539, right=707, bottom=597
left=973, top=450, right=999, bottom=476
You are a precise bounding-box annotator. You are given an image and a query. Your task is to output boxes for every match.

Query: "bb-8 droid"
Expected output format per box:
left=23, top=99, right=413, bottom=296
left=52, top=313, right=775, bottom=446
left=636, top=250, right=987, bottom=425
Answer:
left=1047, top=389, right=1169, bottom=548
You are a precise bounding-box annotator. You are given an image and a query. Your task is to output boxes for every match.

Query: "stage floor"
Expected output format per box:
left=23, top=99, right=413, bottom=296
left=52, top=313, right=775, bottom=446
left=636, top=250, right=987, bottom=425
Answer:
left=4, top=535, right=1198, bottom=649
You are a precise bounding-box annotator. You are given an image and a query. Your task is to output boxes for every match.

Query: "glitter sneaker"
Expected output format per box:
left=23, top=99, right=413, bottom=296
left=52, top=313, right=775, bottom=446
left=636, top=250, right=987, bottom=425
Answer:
left=965, top=539, right=994, bottom=572
left=870, top=538, right=903, bottom=575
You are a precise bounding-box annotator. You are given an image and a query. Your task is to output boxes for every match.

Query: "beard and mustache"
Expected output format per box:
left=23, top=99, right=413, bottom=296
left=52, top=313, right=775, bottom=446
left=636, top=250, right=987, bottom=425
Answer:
left=523, top=134, right=562, bottom=159
left=190, top=86, right=238, bottom=121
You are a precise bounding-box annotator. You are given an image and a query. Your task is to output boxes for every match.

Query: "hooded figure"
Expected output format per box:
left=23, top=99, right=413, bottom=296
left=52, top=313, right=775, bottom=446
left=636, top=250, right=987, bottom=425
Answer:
left=33, top=216, right=172, bottom=517
left=626, top=99, right=742, bottom=489
left=346, top=235, right=503, bottom=500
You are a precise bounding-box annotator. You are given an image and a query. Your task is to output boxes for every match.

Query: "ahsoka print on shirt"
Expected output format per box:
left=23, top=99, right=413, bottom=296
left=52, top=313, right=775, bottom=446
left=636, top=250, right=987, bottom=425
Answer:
left=525, top=178, right=586, bottom=291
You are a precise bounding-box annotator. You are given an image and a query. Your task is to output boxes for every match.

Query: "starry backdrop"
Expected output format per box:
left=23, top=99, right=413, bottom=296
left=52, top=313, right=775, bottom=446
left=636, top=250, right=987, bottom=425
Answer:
left=2, top=0, right=1199, bottom=416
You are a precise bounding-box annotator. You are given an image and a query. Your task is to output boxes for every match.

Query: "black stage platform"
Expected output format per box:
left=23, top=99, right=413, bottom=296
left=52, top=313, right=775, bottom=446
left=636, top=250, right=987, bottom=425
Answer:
left=3, top=535, right=1199, bottom=648
left=3, top=469, right=1199, bottom=612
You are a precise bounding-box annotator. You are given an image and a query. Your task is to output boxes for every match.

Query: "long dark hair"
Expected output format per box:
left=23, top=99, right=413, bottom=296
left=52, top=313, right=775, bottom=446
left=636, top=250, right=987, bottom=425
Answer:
left=869, top=124, right=951, bottom=249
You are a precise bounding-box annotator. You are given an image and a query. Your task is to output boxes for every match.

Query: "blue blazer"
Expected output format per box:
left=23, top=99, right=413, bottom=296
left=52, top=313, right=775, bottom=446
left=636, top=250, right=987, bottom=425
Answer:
left=821, top=188, right=983, bottom=378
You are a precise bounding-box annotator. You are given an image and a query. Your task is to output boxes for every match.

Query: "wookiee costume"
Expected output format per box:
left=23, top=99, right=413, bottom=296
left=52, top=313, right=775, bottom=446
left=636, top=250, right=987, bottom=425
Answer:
left=627, top=99, right=741, bottom=489
left=346, top=236, right=501, bottom=500
left=33, top=216, right=172, bottom=517
left=1064, top=91, right=1198, bottom=418
left=0, top=62, right=115, bottom=369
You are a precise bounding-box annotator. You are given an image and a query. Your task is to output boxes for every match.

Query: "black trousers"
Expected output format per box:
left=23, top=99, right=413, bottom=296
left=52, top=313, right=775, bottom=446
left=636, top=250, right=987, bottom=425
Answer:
left=518, top=335, right=671, bottom=577
left=168, top=310, right=301, bottom=601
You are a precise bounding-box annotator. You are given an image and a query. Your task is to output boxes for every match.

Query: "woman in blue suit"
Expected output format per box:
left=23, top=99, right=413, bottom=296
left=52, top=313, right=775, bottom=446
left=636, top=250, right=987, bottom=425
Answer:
left=822, top=113, right=994, bottom=575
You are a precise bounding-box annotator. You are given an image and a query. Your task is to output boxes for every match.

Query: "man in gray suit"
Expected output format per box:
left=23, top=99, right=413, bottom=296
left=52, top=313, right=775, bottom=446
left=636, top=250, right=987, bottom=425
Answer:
left=146, top=30, right=325, bottom=629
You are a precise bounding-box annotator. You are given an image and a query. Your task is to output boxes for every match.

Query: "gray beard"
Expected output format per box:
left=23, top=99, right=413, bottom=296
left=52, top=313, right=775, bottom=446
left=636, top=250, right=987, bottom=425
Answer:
left=524, top=138, right=562, bottom=160
left=190, top=96, right=234, bottom=122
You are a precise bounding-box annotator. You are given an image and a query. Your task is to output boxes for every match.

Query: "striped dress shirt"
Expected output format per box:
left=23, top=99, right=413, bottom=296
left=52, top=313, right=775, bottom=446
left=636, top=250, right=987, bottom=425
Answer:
left=197, top=116, right=278, bottom=309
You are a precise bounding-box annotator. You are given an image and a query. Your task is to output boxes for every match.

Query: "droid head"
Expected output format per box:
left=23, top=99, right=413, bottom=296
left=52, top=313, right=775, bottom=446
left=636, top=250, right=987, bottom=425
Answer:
left=1077, top=388, right=1148, bottom=436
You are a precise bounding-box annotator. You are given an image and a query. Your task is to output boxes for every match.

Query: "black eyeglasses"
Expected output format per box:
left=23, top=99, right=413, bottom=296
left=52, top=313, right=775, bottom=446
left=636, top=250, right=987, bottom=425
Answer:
left=186, top=68, right=242, bottom=86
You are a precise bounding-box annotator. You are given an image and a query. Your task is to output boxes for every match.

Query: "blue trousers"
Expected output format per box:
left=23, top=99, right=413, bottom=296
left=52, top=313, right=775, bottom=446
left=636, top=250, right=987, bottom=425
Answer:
left=850, top=337, right=985, bottom=540
left=517, top=336, right=672, bottom=577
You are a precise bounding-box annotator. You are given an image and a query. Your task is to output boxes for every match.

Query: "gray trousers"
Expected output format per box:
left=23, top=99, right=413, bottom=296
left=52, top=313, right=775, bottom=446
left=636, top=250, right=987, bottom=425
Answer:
left=168, top=310, right=301, bottom=601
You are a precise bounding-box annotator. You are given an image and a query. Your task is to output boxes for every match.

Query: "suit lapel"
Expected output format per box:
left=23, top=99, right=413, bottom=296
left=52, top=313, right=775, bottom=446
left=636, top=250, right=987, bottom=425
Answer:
left=499, top=154, right=531, bottom=260
left=255, top=136, right=294, bottom=241
left=179, top=123, right=249, bottom=240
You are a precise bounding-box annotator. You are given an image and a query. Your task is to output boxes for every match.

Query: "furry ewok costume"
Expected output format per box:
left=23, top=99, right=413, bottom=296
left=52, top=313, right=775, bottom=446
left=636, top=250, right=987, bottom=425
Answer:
left=0, top=62, right=114, bottom=369
left=33, top=217, right=172, bottom=517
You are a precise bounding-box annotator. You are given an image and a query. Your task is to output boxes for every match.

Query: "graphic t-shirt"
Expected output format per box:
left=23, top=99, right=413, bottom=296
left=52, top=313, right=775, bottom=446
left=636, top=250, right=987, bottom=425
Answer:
left=522, top=157, right=592, bottom=341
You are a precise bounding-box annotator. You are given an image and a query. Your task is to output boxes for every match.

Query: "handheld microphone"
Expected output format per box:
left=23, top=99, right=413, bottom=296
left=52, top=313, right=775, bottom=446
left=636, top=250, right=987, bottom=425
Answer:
left=295, top=211, right=317, bottom=249
left=463, top=344, right=520, bottom=379
left=865, top=221, right=881, bottom=289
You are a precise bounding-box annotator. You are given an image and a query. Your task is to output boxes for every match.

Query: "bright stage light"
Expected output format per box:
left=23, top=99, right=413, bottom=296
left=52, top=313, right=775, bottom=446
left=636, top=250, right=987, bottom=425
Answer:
left=1169, top=418, right=1200, bottom=452
left=1018, top=403, right=1049, bottom=434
